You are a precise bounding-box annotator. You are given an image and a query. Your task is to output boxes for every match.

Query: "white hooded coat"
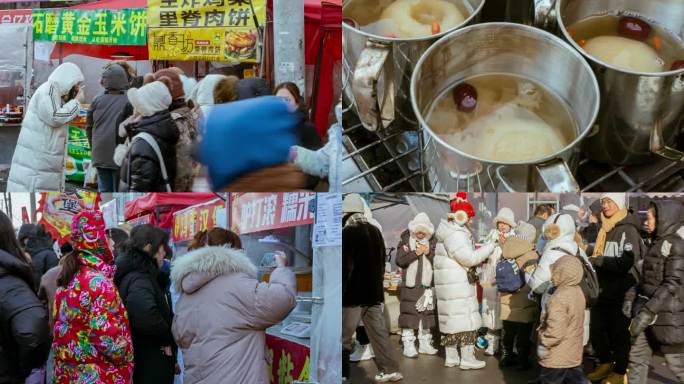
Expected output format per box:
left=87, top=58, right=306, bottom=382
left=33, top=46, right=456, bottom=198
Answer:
left=433, top=219, right=495, bottom=334
left=7, top=63, right=84, bottom=191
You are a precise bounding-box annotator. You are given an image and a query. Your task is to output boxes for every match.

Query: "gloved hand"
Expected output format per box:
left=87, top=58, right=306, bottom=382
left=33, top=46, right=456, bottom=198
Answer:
left=629, top=309, right=656, bottom=343
left=589, top=256, right=604, bottom=268
left=200, top=96, right=299, bottom=190
left=622, top=299, right=633, bottom=318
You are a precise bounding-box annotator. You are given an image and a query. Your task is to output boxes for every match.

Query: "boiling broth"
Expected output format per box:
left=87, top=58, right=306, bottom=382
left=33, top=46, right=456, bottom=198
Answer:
left=427, top=73, right=578, bottom=163
left=568, top=13, right=684, bottom=73
left=343, top=0, right=471, bottom=39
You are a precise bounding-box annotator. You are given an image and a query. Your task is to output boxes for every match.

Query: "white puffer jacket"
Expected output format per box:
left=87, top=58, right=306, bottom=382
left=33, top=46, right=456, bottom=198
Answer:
left=7, top=63, right=83, bottom=191
left=433, top=219, right=495, bottom=334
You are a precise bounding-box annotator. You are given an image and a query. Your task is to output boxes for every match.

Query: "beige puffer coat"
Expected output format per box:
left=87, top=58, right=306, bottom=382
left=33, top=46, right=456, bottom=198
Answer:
left=537, top=255, right=585, bottom=369
left=171, top=246, right=296, bottom=384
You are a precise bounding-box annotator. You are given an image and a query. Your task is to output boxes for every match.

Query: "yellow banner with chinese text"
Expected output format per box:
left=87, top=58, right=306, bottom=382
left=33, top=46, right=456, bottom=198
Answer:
left=147, top=0, right=265, bottom=61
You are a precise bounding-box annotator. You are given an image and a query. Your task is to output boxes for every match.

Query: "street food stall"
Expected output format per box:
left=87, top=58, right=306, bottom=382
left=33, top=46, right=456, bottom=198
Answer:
left=124, top=192, right=217, bottom=230
left=230, top=192, right=341, bottom=383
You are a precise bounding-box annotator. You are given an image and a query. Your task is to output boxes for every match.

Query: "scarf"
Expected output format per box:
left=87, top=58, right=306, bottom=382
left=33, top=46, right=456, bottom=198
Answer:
left=405, top=235, right=432, bottom=288
left=593, top=208, right=628, bottom=257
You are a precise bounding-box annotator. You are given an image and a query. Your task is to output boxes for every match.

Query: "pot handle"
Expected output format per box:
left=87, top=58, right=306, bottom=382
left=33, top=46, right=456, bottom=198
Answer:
left=533, top=0, right=558, bottom=30
left=351, top=40, right=394, bottom=132
left=650, top=121, right=684, bottom=162
left=535, top=159, right=580, bottom=192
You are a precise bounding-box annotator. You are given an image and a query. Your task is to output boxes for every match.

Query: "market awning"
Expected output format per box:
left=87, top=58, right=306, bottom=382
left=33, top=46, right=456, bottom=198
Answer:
left=125, top=192, right=217, bottom=220
left=50, top=0, right=149, bottom=61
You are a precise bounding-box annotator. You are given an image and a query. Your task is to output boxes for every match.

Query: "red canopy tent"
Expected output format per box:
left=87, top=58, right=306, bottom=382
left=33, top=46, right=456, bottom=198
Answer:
left=50, top=0, right=149, bottom=61
left=124, top=193, right=218, bottom=229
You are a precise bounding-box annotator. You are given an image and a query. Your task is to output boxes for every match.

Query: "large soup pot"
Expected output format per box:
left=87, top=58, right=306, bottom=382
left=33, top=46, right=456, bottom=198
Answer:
left=411, top=23, right=600, bottom=192
left=342, top=0, right=486, bottom=132
left=556, top=0, right=684, bottom=165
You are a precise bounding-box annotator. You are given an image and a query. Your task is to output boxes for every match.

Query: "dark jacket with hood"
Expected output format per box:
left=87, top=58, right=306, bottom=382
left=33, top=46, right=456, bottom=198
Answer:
left=592, top=212, right=643, bottom=306
left=22, top=224, right=58, bottom=292
left=87, top=64, right=130, bottom=169
left=0, top=250, right=51, bottom=384
left=118, top=110, right=180, bottom=192
left=343, top=213, right=385, bottom=307
left=639, top=200, right=684, bottom=353
left=114, top=246, right=175, bottom=384
left=395, top=229, right=436, bottom=329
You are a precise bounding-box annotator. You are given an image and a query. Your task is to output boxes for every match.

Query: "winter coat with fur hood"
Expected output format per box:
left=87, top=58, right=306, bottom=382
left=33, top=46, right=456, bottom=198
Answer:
left=433, top=219, right=495, bottom=334
left=528, top=213, right=581, bottom=295
left=171, top=246, right=296, bottom=384
left=118, top=110, right=179, bottom=192
left=0, top=250, right=51, bottom=384
left=639, top=200, right=684, bottom=353
left=500, top=237, right=539, bottom=323
left=86, top=64, right=129, bottom=169
left=396, top=229, right=437, bottom=330
left=537, top=255, right=585, bottom=369
left=7, top=63, right=84, bottom=191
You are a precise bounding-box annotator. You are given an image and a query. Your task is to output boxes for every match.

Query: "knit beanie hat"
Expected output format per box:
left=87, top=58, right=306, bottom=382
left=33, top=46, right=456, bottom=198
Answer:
left=408, top=212, right=434, bottom=237
left=494, top=207, right=516, bottom=228
left=600, top=193, right=626, bottom=210
left=127, top=80, right=172, bottom=117
left=343, top=194, right=365, bottom=214
left=514, top=221, right=536, bottom=243
left=153, top=68, right=185, bottom=100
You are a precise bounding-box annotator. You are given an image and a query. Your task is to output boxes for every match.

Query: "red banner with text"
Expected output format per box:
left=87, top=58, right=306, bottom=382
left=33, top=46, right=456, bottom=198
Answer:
left=231, top=193, right=316, bottom=235
left=172, top=198, right=227, bottom=243
left=265, top=334, right=310, bottom=384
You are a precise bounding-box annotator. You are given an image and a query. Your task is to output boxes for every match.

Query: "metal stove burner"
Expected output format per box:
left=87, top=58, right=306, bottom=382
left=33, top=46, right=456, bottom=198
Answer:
left=342, top=106, right=684, bottom=193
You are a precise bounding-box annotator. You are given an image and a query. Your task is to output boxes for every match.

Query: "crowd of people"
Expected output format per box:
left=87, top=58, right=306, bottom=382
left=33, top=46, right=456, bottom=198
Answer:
left=342, top=193, right=684, bottom=384
left=0, top=209, right=297, bottom=383
left=6, top=61, right=341, bottom=192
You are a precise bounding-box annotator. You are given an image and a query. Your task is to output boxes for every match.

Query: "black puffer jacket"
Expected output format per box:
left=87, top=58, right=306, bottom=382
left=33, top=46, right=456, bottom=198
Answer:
left=395, top=229, right=437, bottom=329
left=593, top=212, right=643, bottom=305
left=0, top=250, right=51, bottom=384
left=24, top=225, right=58, bottom=292
left=343, top=213, right=385, bottom=307
left=119, top=110, right=179, bottom=192
left=114, top=246, right=175, bottom=384
left=640, top=200, right=684, bottom=353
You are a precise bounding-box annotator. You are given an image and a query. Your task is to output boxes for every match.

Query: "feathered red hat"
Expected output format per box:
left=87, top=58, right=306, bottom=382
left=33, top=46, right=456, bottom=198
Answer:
left=449, top=192, right=475, bottom=225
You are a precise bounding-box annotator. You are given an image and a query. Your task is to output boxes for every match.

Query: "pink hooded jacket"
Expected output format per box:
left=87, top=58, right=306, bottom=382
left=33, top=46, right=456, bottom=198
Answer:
left=171, top=246, right=296, bottom=384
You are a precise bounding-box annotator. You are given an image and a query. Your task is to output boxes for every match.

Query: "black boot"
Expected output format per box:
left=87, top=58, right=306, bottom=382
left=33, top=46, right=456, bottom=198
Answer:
left=499, top=350, right=518, bottom=367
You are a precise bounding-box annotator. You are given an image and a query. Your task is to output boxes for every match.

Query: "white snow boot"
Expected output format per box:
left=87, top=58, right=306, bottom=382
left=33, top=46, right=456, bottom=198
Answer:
left=349, top=343, right=375, bottom=362
left=401, top=329, right=418, bottom=358
left=484, top=333, right=499, bottom=356
left=418, top=332, right=438, bottom=355
left=444, top=346, right=460, bottom=367
left=459, top=345, right=486, bottom=370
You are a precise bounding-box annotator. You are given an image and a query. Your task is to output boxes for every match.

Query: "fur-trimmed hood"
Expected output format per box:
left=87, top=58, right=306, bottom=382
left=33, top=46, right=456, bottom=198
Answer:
left=171, top=246, right=257, bottom=294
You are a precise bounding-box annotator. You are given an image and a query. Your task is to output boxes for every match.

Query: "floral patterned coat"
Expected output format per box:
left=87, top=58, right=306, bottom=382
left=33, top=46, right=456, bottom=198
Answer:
left=52, top=250, right=134, bottom=383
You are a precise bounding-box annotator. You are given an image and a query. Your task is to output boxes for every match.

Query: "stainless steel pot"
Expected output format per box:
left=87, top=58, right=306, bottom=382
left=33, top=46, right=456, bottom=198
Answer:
left=342, top=0, right=486, bottom=132
left=411, top=23, right=600, bottom=192
left=556, top=0, right=684, bottom=165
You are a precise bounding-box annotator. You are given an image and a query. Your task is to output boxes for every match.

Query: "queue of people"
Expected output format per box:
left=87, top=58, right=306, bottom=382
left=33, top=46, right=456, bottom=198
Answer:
left=342, top=193, right=684, bottom=384
left=6, top=61, right=336, bottom=193
left=0, top=208, right=297, bottom=384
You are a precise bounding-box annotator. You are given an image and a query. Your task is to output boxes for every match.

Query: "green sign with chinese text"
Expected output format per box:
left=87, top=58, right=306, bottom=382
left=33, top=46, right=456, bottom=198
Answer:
left=32, top=8, right=147, bottom=46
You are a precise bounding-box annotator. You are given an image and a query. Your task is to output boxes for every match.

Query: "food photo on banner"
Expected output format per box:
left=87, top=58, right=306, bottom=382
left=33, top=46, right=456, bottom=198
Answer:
left=0, top=0, right=342, bottom=193
left=0, top=191, right=341, bottom=384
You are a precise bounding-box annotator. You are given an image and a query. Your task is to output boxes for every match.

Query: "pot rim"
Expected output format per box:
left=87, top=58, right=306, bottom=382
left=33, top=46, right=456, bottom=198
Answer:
left=410, top=22, right=602, bottom=167
left=341, top=0, right=486, bottom=43
left=556, top=0, right=684, bottom=77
